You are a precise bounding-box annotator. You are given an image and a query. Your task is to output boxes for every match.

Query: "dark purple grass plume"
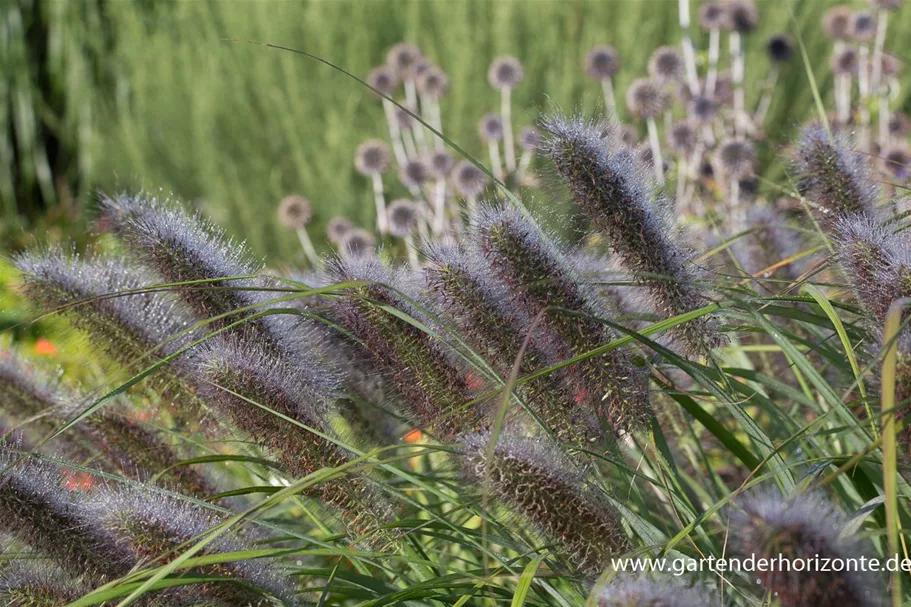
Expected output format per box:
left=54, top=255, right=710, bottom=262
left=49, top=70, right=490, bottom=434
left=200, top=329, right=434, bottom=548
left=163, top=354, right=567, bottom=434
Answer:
left=0, top=562, right=88, bottom=607
left=538, top=115, right=726, bottom=356
left=597, top=577, right=714, bottom=607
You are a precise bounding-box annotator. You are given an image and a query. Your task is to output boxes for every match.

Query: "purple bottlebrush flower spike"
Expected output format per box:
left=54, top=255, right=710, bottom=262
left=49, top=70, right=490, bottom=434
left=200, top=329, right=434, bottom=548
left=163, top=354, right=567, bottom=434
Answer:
left=734, top=492, right=882, bottom=606
left=0, top=562, right=88, bottom=606
left=461, top=431, right=629, bottom=577
left=537, top=115, right=727, bottom=355
left=597, top=577, right=714, bottom=607
left=328, top=257, right=486, bottom=440
left=472, top=204, right=652, bottom=436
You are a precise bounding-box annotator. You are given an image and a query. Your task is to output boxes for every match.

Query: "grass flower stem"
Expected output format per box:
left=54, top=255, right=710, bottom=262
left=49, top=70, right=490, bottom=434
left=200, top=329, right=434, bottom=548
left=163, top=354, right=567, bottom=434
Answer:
left=433, top=178, right=448, bottom=234
left=372, top=173, right=389, bottom=234
left=730, top=31, right=748, bottom=137
left=489, top=140, right=504, bottom=180
left=858, top=44, right=872, bottom=152
left=753, top=64, right=779, bottom=127
left=295, top=226, right=321, bottom=269
left=517, top=148, right=533, bottom=181
left=678, top=0, right=700, bottom=94
left=645, top=116, right=665, bottom=183
left=871, top=9, right=888, bottom=93
left=705, top=28, right=720, bottom=97
left=381, top=98, right=409, bottom=167
left=601, top=78, right=618, bottom=118
left=501, top=87, right=517, bottom=172
left=880, top=95, right=891, bottom=146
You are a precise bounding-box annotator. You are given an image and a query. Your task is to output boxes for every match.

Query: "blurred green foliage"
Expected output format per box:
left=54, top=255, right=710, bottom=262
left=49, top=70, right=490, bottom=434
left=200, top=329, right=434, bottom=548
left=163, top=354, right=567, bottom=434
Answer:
left=3, top=0, right=910, bottom=259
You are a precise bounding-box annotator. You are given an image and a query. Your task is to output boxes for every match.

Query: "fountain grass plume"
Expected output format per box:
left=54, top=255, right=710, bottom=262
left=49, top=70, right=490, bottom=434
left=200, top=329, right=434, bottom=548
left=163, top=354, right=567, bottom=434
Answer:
left=328, top=256, right=486, bottom=440
left=85, top=485, right=299, bottom=606
left=736, top=206, right=803, bottom=282
left=794, top=125, right=879, bottom=221
left=597, top=577, right=713, bottom=607
left=0, top=562, right=88, bottom=607
left=538, top=115, right=727, bottom=356
left=0, top=447, right=135, bottom=583
left=734, top=492, right=882, bottom=606
left=423, top=242, right=605, bottom=445
left=461, top=431, right=629, bottom=577
left=473, top=204, right=652, bottom=436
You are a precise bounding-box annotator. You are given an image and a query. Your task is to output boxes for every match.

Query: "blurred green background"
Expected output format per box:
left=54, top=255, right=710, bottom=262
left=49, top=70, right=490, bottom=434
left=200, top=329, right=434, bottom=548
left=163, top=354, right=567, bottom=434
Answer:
left=3, top=0, right=910, bottom=260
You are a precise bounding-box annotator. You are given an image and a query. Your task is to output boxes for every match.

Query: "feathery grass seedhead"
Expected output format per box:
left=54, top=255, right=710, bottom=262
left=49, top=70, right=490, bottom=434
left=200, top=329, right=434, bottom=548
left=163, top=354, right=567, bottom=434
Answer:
left=690, top=95, right=719, bottom=123
left=667, top=122, right=697, bottom=154
left=735, top=493, right=881, bottom=606
left=387, top=199, right=419, bottom=237
left=882, top=144, right=911, bottom=181
left=423, top=243, right=602, bottom=444
left=794, top=125, right=878, bottom=221
left=366, top=66, right=398, bottom=97
left=698, top=0, right=727, bottom=30
left=767, top=34, right=795, bottom=62
left=488, top=56, right=524, bottom=90
left=597, top=577, right=712, bottom=607
left=716, top=139, right=757, bottom=179
left=417, top=66, right=449, bottom=100
left=625, top=78, right=668, bottom=119
left=727, top=0, right=759, bottom=34
left=823, top=5, right=853, bottom=40
left=538, top=115, right=727, bottom=355
left=326, top=216, right=354, bottom=245
left=385, top=43, right=422, bottom=78
left=473, top=205, right=652, bottom=434
left=400, top=158, right=430, bottom=188
left=429, top=150, right=455, bottom=178
left=0, top=348, right=67, bottom=435
left=519, top=126, right=542, bottom=151
left=277, top=195, right=313, bottom=230
left=461, top=431, right=629, bottom=577
left=452, top=161, right=490, bottom=199
left=831, top=46, right=860, bottom=75
left=338, top=229, right=376, bottom=260
left=647, top=46, right=684, bottom=82
left=850, top=11, right=877, bottom=43
left=478, top=114, right=505, bottom=142
left=89, top=486, right=298, bottom=606
left=354, top=139, right=392, bottom=176
left=0, top=562, right=87, bottom=607
left=0, top=448, right=134, bottom=582
left=584, top=45, right=621, bottom=81
left=329, top=257, right=485, bottom=439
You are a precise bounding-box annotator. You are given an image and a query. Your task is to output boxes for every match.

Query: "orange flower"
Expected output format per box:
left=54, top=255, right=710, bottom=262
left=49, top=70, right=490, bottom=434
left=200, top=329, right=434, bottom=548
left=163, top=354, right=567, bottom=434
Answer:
left=34, top=337, right=58, bottom=356
left=403, top=428, right=423, bottom=443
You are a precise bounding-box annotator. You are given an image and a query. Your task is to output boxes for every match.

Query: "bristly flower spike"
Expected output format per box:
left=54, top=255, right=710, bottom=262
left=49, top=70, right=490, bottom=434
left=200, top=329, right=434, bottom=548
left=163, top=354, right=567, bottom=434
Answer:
left=0, top=562, right=88, bottom=607
left=538, top=115, right=727, bottom=356
left=461, top=431, right=629, bottom=577
left=597, top=577, right=714, bottom=607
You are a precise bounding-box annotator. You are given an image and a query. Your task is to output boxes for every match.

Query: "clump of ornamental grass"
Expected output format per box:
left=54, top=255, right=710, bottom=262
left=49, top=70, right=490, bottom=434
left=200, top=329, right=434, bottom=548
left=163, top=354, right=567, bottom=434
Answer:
left=0, top=562, right=88, bottom=607
left=328, top=257, right=486, bottom=440
left=423, top=242, right=603, bottom=446
left=84, top=485, right=299, bottom=606
left=596, top=577, right=713, bottom=607
left=461, top=431, right=629, bottom=577
left=734, top=492, right=882, bottom=606
left=473, top=204, right=652, bottom=436
left=538, top=115, right=727, bottom=356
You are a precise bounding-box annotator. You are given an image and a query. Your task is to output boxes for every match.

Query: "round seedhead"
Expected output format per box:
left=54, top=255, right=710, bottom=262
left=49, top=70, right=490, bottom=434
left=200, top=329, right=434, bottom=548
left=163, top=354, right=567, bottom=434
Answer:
left=277, top=195, right=313, bottom=230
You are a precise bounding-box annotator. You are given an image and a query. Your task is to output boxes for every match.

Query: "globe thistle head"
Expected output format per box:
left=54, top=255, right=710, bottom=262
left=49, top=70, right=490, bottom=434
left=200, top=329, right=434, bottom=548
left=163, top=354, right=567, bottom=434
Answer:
left=603, top=122, right=640, bottom=147
left=584, top=45, right=622, bottom=80
left=710, top=71, right=734, bottom=105
left=698, top=0, right=727, bottom=30
left=487, top=55, right=524, bottom=90
left=400, top=157, right=431, bottom=188
left=880, top=52, right=902, bottom=78
left=326, top=216, right=353, bottom=245
left=690, top=94, right=719, bottom=123
left=794, top=124, right=878, bottom=220
left=625, top=78, right=668, bottom=119
left=387, top=199, right=420, bottom=237
left=460, top=431, right=629, bottom=577
left=416, top=65, right=449, bottom=100
left=393, top=106, right=415, bottom=130
left=519, top=126, right=542, bottom=151
left=831, top=45, right=860, bottom=75
left=277, top=194, right=312, bottom=230
left=354, top=139, right=392, bottom=176
left=823, top=5, right=853, bottom=40
left=766, top=34, right=795, bottom=62
left=408, top=57, right=431, bottom=81
left=366, top=65, right=398, bottom=97
left=647, top=46, right=684, bottom=82
left=850, top=10, right=878, bottom=43
left=715, top=138, right=757, bottom=179
left=727, top=0, right=759, bottom=33
left=889, top=111, right=911, bottom=138
left=452, top=160, right=490, bottom=198
left=338, top=228, right=376, bottom=261
left=597, top=577, right=713, bottom=607
left=385, top=42, right=422, bottom=78
left=667, top=121, right=698, bottom=154
left=883, top=144, right=911, bottom=182
left=429, top=149, right=455, bottom=178
left=735, top=492, right=882, bottom=607
left=478, top=113, right=505, bottom=142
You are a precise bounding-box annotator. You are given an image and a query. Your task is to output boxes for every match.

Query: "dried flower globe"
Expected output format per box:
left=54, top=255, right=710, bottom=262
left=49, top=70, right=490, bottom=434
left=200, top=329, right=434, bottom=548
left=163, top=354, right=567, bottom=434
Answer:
left=326, top=216, right=353, bottom=245
left=354, top=139, right=392, bottom=176
left=584, top=45, right=621, bottom=80
left=519, top=126, right=541, bottom=151
left=647, top=46, right=684, bottom=81
left=850, top=11, right=878, bottom=43
left=429, top=150, right=455, bottom=178
left=452, top=161, right=490, bottom=199
left=385, top=42, right=422, bottom=78
left=366, top=65, right=398, bottom=97
left=487, top=56, right=524, bottom=90
left=417, top=66, right=450, bottom=100
left=400, top=157, right=431, bottom=188
left=387, top=199, right=420, bottom=237
left=698, top=0, right=728, bottom=30
left=478, top=113, right=505, bottom=142
left=626, top=78, right=668, bottom=119
left=831, top=46, right=860, bottom=75
left=766, top=34, right=795, bottom=62
left=277, top=195, right=313, bottom=230
left=338, top=228, right=376, bottom=260
left=823, top=5, right=853, bottom=40
left=727, top=0, right=759, bottom=34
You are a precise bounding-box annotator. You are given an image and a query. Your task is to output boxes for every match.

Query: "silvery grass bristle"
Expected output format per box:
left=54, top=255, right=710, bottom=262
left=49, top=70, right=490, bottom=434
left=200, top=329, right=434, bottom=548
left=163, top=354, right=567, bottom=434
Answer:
left=734, top=492, right=882, bottom=607
left=538, top=116, right=727, bottom=356
left=472, top=205, right=652, bottom=437
left=0, top=447, right=136, bottom=583
left=328, top=256, right=487, bottom=441
left=195, top=333, right=397, bottom=541
left=794, top=125, right=879, bottom=223
left=735, top=205, right=803, bottom=284
left=596, top=576, right=713, bottom=607
left=460, top=431, right=629, bottom=577
left=0, top=561, right=88, bottom=607
left=83, top=485, right=299, bottom=606
left=423, top=242, right=605, bottom=447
